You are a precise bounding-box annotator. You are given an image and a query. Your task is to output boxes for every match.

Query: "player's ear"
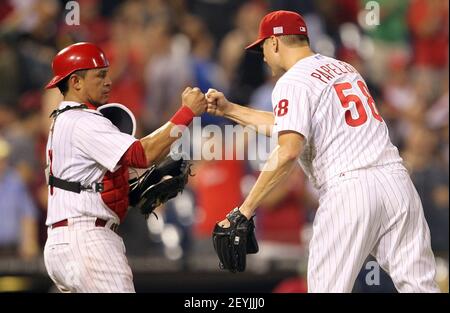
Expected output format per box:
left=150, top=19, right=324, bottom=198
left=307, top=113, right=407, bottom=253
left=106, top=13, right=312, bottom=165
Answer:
left=69, top=74, right=82, bottom=91
left=270, top=36, right=279, bottom=53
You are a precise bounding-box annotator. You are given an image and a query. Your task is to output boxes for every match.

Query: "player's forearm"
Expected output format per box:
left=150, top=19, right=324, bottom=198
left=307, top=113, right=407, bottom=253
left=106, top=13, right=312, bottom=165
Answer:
left=239, top=144, right=299, bottom=218
left=139, top=122, right=182, bottom=166
left=154, top=146, right=172, bottom=165
left=225, top=103, right=274, bottom=136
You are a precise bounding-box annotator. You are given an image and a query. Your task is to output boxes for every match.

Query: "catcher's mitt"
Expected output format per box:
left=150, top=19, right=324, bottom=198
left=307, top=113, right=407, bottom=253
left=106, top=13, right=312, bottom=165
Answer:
left=212, top=208, right=259, bottom=273
left=129, top=156, right=192, bottom=219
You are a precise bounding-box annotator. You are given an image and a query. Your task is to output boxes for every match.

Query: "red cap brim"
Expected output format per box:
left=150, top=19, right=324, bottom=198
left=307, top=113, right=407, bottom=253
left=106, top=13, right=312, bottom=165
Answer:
left=245, top=38, right=265, bottom=51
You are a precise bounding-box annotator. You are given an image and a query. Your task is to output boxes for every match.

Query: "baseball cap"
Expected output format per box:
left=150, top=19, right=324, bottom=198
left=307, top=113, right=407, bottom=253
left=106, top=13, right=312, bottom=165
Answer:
left=245, top=10, right=308, bottom=51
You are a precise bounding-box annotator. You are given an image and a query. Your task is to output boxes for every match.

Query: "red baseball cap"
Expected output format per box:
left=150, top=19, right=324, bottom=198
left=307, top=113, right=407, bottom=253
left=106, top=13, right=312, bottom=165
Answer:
left=245, top=10, right=308, bottom=51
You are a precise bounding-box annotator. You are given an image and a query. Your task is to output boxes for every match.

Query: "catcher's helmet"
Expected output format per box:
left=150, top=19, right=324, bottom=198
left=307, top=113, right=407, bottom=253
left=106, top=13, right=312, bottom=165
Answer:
left=45, top=42, right=109, bottom=89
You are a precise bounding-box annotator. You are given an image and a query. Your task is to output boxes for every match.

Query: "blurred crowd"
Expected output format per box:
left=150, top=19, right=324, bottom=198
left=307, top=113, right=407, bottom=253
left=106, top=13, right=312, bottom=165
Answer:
left=0, top=0, right=448, bottom=292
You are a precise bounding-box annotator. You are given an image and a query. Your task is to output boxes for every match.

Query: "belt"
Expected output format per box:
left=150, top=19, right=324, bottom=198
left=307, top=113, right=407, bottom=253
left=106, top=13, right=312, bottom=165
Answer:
left=51, top=218, right=119, bottom=233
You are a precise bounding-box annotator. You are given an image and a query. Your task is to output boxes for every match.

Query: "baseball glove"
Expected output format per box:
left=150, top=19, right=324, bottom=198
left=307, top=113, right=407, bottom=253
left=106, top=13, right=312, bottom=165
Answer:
left=129, top=156, right=192, bottom=219
left=212, top=208, right=259, bottom=273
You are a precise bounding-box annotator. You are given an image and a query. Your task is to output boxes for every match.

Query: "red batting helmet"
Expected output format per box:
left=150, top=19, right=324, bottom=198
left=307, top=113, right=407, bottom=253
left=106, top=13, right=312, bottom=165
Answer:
left=45, top=42, right=109, bottom=89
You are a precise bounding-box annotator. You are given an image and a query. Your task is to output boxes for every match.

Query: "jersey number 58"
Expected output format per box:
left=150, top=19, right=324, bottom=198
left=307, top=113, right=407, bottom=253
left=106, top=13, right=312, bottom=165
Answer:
left=274, top=99, right=289, bottom=117
left=334, top=80, right=382, bottom=127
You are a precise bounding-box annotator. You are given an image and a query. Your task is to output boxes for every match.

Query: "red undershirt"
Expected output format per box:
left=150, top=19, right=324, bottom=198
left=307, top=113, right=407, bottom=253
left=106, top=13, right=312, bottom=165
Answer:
left=121, top=141, right=147, bottom=168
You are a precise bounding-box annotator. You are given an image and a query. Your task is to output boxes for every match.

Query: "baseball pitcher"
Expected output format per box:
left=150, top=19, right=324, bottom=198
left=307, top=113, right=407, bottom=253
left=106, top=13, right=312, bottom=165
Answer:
left=207, top=11, right=440, bottom=293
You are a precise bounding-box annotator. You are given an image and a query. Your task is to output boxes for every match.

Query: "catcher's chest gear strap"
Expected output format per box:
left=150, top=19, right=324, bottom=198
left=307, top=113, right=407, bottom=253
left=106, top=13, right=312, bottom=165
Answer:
left=49, top=104, right=88, bottom=118
left=48, top=175, right=104, bottom=193
left=48, top=103, right=103, bottom=194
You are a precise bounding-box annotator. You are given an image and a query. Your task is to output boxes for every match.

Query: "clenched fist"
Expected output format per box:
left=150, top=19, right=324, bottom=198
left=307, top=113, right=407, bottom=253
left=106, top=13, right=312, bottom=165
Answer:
left=205, top=88, right=231, bottom=117
left=182, top=87, right=207, bottom=115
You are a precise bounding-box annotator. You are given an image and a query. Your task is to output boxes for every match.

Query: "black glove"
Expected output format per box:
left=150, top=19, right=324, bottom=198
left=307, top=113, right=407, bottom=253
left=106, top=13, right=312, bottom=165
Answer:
left=129, top=156, right=192, bottom=219
left=212, top=208, right=259, bottom=273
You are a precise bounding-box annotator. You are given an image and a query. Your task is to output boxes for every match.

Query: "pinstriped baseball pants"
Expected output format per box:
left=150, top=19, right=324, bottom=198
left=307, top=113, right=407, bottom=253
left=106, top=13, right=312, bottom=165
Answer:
left=307, top=165, right=440, bottom=292
left=44, top=217, right=135, bottom=293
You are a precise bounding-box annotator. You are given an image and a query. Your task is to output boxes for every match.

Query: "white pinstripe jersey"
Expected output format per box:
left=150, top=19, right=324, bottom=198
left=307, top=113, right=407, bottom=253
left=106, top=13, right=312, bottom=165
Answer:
left=45, top=101, right=137, bottom=226
left=272, top=54, right=403, bottom=189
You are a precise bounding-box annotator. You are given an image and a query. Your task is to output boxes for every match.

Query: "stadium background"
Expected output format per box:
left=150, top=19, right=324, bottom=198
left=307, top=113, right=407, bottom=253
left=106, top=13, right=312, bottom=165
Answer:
left=0, top=0, right=448, bottom=293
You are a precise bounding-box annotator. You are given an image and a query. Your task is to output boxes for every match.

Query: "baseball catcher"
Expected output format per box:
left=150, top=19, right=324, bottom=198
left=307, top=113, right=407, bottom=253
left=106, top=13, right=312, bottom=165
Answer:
left=43, top=42, right=207, bottom=293
left=129, top=156, right=192, bottom=219
left=212, top=208, right=259, bottom=272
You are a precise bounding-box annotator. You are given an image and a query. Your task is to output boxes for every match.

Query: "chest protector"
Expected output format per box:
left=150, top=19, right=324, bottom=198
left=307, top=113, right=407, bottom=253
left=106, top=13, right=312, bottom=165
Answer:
left=47, top=103, right=137, bottom=222
left=101, top=160, right=130, bottom=221
left=98, top=103, right=136, bottom=222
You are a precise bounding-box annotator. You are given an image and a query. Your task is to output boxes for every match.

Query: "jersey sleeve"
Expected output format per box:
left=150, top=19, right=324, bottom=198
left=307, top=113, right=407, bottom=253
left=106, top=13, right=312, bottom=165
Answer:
left=272, top=81, right=311, bottom=139
left=73, top=114, right=138, bottom=172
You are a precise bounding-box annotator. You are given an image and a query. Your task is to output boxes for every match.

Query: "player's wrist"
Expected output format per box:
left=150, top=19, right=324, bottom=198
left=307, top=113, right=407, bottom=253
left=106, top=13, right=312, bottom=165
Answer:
left=222, top=101, right=235, bottom=118
left=170, top=105, right=195, bottom=126
left=238, top=206, right=254, bottom=220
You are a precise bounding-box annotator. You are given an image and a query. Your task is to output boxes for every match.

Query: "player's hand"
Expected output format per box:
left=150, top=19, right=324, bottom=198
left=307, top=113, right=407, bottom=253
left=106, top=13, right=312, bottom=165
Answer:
left=218, top=217, right=230, bottom=228
left=206, top=88, right=231, bottom=117
left=182, top=87, right=207, bottom=116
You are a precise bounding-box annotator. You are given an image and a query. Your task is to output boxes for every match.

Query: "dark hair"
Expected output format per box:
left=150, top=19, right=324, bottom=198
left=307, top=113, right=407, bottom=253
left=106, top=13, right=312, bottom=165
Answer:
left=57, top=69, right=88, bottom=95
left=278, top=34, right=310, bottom=46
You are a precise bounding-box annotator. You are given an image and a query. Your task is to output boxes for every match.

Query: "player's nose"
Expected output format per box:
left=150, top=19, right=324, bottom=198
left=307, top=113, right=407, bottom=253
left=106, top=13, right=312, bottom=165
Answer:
left=104, top=76, right=112, bottom=86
